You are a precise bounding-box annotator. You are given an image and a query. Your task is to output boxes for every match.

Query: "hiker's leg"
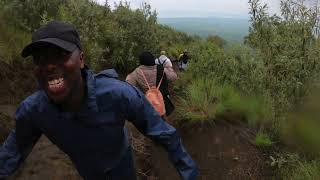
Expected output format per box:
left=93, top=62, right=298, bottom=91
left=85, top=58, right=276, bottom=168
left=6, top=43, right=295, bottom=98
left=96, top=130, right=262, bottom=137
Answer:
left=182, top=63, right=187, bottom=71
left=104, top=147, right=137, bottom=180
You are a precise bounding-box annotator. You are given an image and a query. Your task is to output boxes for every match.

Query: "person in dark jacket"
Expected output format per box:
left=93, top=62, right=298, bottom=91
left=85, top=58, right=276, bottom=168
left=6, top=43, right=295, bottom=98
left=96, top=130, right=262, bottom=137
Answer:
left=0, top=21, right=198, bottom=180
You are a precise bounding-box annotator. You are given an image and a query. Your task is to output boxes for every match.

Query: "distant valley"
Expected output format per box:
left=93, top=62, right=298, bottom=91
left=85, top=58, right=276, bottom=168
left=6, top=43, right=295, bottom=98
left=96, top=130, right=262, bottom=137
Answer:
left=158, top=17, right=250, bottom=43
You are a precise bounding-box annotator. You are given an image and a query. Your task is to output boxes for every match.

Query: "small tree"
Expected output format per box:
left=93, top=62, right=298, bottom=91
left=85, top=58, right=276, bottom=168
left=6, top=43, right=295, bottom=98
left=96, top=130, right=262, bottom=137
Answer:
left=246, top=0, right=320, bottom=112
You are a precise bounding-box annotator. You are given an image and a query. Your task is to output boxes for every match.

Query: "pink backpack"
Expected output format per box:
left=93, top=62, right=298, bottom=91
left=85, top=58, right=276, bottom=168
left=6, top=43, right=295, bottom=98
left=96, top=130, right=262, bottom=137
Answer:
left=139, top=69, right=166, bottom=116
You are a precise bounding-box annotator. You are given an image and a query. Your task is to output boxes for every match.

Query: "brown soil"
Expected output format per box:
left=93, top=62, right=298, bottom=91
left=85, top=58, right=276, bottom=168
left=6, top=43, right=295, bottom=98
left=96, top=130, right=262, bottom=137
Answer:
left=9, top=136, right=82, bottom=180
left=0, top=112, right=14, bottom=142
left=0, top=60, right=36, bottom=105
left=149, top=119, right=274, bottom=180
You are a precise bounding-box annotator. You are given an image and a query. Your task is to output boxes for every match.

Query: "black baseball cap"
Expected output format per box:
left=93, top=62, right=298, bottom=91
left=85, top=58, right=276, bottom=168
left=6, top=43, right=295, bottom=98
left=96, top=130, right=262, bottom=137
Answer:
left=21, top=21, right=82, bottom=57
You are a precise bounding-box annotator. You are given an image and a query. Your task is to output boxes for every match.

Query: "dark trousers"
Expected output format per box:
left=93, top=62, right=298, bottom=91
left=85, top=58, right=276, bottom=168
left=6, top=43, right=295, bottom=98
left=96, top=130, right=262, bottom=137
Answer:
left=104, top=147, right=137, bottom=180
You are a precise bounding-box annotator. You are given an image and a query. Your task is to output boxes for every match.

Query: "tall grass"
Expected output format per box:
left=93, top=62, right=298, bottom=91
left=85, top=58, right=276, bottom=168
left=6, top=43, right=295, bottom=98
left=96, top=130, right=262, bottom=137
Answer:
left=176, top=76, right=273, bottom=128
left=253, top=131, right=273, bottom=147
left=280, top=91, right=320, bottom=155
left=0, top=21, right=30, bottom=63
left=281, top=160, right=320, bottom=180
left=176, top=78, right=218, bottom=124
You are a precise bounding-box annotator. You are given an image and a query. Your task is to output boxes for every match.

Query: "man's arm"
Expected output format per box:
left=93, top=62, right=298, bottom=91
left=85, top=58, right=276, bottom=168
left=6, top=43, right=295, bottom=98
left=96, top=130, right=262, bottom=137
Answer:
left=0, top=103, right=42, bottom=178
left=122, top=84, right=198, bottom=180
left=0, top=129, right=22, bottom=179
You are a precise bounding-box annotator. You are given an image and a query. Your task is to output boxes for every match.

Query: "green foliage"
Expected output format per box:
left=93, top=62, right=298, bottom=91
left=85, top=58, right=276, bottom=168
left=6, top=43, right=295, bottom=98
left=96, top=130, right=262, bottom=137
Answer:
left=178, top=0, right=320, bottom=134
left=282, top=116, right=320, bottom=154
left=209, top=84, right=273, bottom=128
left=188, top=41, right=266, bottom=96
left=243, top=95, right=274, bottom=128
left=0, top=0, right=195, bottom=74
left=177, top=78, right=218, bottom=124
left=253, top=132, right=273, bottom=147
left=0, top=21, right=30, bottom=63
left=176, top=74, right=272, bottom=127
left=243, top=1, right=320, bottom=176
left=271, top=154, right=320, bottom=180
left=270, top=153, right=300, bottom=169
left=110, top=2, right=159, bottom=72
left=215, top=85, right=242, bottom=115
left=280, top=91, right=320, bottom=155
left=58, top=0, right=110, bottom=70
left=281, top=159, right=320, bottom=180
left=206, top=35, right=226, bottom=48
left=174, top=37, right=273, bottom=126
left=246, top=0, right=320, bottom=114
left=0, top=0, right=196, bottom=103
left=0, top=0, right=67, bottom=32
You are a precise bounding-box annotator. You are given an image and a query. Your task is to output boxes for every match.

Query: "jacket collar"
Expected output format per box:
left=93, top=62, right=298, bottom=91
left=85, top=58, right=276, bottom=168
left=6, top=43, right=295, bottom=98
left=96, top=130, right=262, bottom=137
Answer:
left=82, top=66, right=98, bottom=111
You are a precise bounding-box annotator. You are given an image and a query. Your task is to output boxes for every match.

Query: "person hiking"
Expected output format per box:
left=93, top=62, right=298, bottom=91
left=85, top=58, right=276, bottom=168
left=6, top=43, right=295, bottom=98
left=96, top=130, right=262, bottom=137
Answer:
left=155, top=50, right=172, bottom=68
left=126, top=51, right=177, bottom=116
left=0, top=21, right=198, bottom=180
left=179, top=49, right=190, bottom=71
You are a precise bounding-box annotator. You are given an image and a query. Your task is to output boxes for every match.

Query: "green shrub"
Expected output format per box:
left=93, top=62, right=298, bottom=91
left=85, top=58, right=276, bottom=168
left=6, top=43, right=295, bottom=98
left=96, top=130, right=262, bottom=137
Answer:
left=176, top=78, right=218, bottom=124
left=243, top=95, right=274, bottom=128
left=281, top=160, right=320, bottom=180
left=278, top=90, right=320, bottom=155
left=176, top=76, right=272, bottom=127
left=253, top=132, right=273, bottom=147
left=176, top=73, right=273, bottom=128
left=211, top=85, right=273, bottom=128
left=217, top=85, right=243, bottom=114
left=0, top=20, right=30, bottom=63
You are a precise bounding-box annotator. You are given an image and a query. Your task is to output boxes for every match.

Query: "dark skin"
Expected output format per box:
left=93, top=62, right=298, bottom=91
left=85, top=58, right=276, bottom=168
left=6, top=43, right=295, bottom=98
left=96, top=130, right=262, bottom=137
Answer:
left=32, top=45, right=85, bottom=111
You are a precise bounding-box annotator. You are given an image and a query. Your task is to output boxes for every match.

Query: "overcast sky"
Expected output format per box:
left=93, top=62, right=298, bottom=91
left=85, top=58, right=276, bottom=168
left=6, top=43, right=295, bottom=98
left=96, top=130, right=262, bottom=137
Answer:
left=96, top=0, right=280, bottom=18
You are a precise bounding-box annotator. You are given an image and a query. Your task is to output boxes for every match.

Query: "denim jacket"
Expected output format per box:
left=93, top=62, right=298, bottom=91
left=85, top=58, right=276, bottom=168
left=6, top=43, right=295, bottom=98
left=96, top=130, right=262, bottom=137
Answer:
left=0, top=68, right=198, bottom=180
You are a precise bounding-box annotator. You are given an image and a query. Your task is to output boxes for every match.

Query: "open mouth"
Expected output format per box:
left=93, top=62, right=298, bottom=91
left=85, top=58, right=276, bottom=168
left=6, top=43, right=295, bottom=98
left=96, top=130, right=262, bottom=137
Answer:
left=47, top=77, right=66, bottom=94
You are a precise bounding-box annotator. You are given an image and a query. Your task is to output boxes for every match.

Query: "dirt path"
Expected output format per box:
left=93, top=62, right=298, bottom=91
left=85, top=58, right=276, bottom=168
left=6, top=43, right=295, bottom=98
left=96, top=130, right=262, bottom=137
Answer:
left=0, top=104, right=16, bottom=118
left=0, top=105, right=15, bottom=142
left=150, top=119, right=274, bottom=180
left=9, top=136, right=82, bottom=180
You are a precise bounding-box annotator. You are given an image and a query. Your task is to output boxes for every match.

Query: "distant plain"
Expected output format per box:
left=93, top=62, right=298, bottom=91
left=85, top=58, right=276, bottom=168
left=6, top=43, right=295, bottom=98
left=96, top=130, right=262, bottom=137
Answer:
left=158, top=17, right=250, bottom=43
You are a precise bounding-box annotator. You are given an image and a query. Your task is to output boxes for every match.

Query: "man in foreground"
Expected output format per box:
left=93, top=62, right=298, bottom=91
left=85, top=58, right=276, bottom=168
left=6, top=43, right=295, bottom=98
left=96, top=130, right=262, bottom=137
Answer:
left=0, top=21, right=198, bottom=180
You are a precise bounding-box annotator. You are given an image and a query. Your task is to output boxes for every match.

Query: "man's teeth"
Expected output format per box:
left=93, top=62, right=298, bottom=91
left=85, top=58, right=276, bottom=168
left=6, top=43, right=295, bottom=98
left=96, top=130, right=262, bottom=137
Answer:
left=48, top=78, right=64, bottom=85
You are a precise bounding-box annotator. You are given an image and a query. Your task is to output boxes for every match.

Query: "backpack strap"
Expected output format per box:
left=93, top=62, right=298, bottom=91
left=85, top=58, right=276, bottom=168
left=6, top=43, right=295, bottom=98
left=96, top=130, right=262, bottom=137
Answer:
left=139, top=68, right=164, bottom=90
left=157, top=70, right=165, bottom=90
left=139, top=69, right=151, bottom=90
left=161, top=59, right=166, bottom=65
left=158, top=58, right=166, bottom=65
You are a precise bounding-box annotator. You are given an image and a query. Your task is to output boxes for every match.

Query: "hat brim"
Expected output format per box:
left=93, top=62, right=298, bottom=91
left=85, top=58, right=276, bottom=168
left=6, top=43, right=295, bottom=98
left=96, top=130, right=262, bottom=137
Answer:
left=21, top=38, right=77, bottom=58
